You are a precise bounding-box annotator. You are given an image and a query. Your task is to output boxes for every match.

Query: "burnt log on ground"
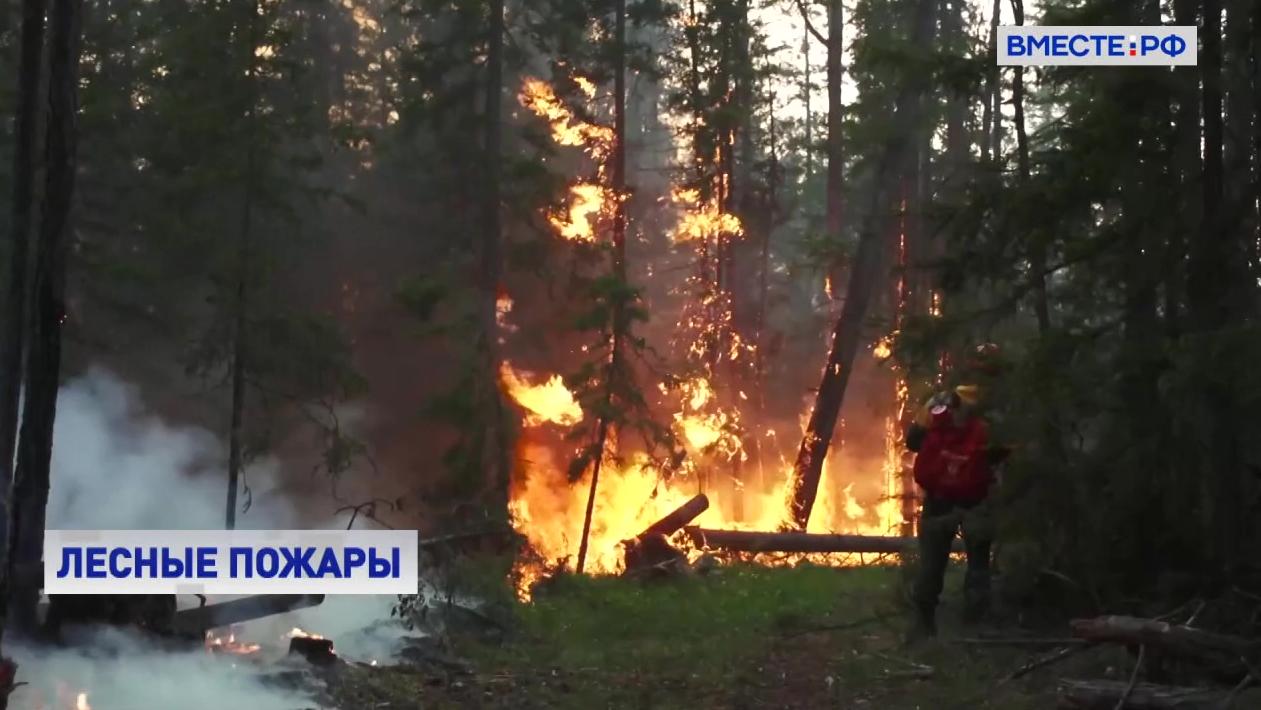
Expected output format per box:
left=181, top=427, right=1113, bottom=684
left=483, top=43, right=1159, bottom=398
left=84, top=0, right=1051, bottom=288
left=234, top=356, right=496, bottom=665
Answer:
left=1057, top=679, right=1261, bottom=709
left=622, top=495, right=709, bottom=576
left=622, top=533, right=687, bottom=576
left=1069, top=616, right=1259, bottom=664
left=682, top=527, right=964, bottom=555
left=289, top=635, right=337, bottom=666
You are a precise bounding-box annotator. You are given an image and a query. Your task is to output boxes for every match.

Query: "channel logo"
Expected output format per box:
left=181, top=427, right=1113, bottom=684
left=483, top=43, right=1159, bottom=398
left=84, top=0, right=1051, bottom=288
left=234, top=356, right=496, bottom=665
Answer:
left=998, top=26, right=1197, bottom=66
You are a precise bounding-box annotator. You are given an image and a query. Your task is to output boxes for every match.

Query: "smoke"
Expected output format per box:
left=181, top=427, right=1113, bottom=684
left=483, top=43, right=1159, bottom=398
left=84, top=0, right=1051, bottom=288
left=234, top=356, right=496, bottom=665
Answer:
left=11, top=368, right=420, bottom=709
left=46, top=367, right=299, bottom=530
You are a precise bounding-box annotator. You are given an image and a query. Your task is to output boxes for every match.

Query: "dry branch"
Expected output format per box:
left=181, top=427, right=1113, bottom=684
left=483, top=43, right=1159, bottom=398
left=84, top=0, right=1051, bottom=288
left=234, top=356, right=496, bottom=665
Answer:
left=1057, top=680, right=1261, bottom=709
left=682, top=527, right=964, bottom=554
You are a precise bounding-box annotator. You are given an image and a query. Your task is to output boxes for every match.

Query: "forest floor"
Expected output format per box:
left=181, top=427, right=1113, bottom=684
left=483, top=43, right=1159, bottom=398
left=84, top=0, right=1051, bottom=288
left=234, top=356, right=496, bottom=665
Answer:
left=327, top=564, right=1132, bottom=709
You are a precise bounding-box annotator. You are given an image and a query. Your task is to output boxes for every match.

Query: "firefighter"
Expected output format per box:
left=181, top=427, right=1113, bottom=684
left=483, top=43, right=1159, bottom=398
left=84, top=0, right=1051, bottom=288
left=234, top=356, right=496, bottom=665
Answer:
left=905, top=343, right=1009, bottom=640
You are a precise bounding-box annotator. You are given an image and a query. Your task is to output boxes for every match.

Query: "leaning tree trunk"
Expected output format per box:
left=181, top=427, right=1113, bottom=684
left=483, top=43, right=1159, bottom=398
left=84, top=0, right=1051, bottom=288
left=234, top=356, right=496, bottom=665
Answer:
left=789, top=0, right=938, bottom=530
left=8, top=0, right=83, bottom=639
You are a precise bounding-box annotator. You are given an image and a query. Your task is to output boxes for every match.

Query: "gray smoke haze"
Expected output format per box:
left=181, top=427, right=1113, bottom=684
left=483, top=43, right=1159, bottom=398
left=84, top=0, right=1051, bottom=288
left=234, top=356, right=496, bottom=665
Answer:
left=7, top=368, right=418, bottom=709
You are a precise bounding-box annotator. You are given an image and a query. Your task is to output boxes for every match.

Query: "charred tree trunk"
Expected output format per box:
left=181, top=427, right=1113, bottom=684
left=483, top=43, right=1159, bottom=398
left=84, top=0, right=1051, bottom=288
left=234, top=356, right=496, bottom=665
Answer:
left=789, top=0, right=938, bottom=530
left=478, top=0, right=508, bottom=511
left=225, top=0, right=261, bottom=531
left=8, top=0, right=83, bottom=639
left=576, top=0, right=627, bottom=574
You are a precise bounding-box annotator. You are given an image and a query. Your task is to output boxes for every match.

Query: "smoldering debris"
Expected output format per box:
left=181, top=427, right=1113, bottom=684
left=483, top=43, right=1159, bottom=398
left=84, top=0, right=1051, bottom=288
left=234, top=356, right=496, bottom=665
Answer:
left=8, top=627, right=324, bottom=710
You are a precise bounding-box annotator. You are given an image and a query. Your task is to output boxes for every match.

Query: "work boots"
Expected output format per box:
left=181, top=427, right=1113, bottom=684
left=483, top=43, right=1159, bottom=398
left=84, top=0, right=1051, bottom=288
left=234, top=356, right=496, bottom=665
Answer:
left=904, top=604, right=937, bottom=645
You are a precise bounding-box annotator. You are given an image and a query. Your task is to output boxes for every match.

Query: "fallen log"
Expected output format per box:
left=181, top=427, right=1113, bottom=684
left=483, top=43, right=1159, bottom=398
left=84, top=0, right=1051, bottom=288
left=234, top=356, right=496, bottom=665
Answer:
left=171, top=594, right=326, bottom=635
left=1057, top=679, right=1261, bottom=709
left=682, top=527, right=964, bottom=554
left=1069, top=616, right=1259, bottom=663
left=637, top=494, right=709, bottom=539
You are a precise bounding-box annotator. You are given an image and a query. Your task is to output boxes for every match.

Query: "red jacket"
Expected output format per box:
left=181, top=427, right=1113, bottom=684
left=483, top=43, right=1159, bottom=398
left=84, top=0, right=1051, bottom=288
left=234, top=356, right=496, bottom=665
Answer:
left=912, top=404, right=993, bottom=504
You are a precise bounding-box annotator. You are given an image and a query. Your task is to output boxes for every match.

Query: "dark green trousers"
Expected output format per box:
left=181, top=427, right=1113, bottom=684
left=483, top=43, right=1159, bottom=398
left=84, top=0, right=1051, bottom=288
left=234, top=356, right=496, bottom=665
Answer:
left=913, top=495, right=994, bottom=618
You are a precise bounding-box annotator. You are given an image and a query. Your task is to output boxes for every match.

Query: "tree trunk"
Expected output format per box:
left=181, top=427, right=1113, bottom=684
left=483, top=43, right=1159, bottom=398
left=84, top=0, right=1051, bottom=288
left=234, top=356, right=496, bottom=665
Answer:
left=1225, top=0, right=1256, bottom=278
left=8, top=0, right=83, bottom=640
left=1188, top=0, right=1247, bottom=576
left=0, top=0, right=47, bottom=559
left=788, top=0, right=938, bottom=530
left=982, top=0, right=1001, bottom=162
left=478, top=0, right=508, bottom=512
left=1189, top=0, right=1229, bottom=326
left=1010, top=0, right=1047, bottom=333
left=803, top=25, right=812, bottom=180
left=226, top=0, right=261, bottom=531
left=1166, top=0, right=1199, bottom=336
left=824, top=0, right=843, bottom=246
left=576, top=0, right=626, bottom=574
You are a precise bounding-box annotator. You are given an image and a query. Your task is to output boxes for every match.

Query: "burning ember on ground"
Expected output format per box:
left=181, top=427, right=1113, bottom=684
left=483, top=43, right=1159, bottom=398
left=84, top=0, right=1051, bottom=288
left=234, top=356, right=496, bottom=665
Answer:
left=205, top=628, right=262, bottom=655
left=285, top=627, right=324, bottom=641
left=26, top=686, right=92, bottom=710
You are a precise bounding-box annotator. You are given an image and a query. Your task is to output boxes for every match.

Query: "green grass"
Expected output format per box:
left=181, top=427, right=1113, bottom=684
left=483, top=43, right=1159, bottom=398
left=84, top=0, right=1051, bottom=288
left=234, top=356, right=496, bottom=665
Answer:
left=330, top=562, right=1116, bottom=709
left=496, top=564, right=893, bottom=673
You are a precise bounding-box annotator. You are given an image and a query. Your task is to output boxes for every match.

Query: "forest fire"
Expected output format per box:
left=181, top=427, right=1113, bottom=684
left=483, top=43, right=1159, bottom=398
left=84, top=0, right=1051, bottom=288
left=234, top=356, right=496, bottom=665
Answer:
left=503, top=366, right=910, bottom=599
left=501, top=68, right=915, bottom=600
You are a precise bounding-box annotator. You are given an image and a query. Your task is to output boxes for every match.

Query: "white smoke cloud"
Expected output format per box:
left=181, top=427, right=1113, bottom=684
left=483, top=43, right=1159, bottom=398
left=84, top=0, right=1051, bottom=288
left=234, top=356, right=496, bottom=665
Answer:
left=46, top=367, right=298, bottom=530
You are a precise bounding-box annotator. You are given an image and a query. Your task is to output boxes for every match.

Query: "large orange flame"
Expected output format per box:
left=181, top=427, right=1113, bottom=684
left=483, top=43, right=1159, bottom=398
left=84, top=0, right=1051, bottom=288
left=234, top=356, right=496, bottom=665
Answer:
left=500, top=362, right=584, bottom=427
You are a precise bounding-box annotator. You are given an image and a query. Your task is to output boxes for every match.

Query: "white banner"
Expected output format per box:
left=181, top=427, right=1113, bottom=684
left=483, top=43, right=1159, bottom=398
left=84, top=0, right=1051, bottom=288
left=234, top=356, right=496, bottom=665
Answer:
left=44, top=529, right=419, bottom=595
left=998, top=26, right=1197, bottom=66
